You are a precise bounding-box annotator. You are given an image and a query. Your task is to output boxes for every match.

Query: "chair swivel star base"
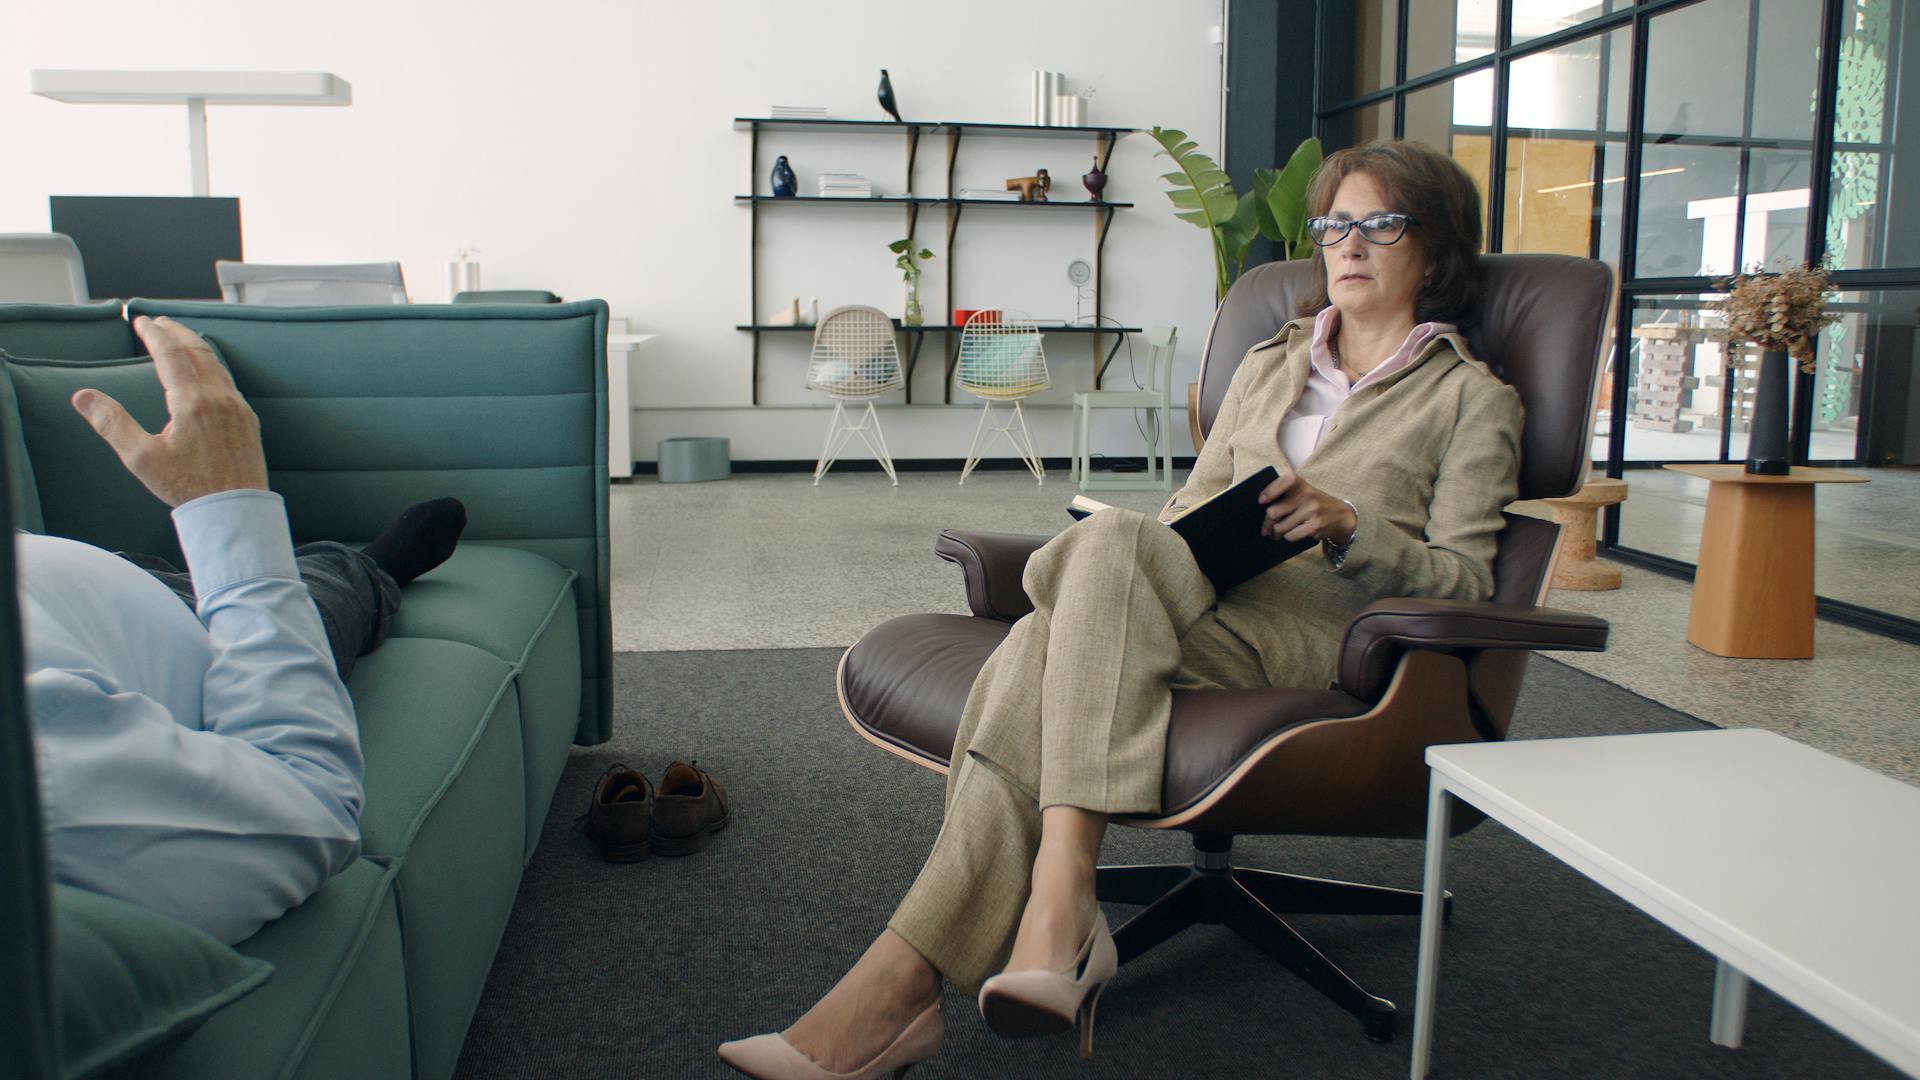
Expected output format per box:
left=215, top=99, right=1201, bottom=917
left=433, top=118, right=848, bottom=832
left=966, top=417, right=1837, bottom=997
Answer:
left=1098, top=832, right=1454, bottom=1042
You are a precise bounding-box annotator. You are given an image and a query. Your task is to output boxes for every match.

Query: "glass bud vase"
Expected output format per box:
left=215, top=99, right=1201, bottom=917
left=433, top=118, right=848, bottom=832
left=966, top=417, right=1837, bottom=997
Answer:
left=902, top=271, right=925, bottom=327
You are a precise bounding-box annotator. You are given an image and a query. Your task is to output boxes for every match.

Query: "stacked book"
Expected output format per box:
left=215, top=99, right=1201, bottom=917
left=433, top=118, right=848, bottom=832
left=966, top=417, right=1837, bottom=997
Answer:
left=769, top=105, right=828, bottom=120
left=818, top=173, right=874, bottom=198
left=956, top=188, right=1021, bottom=201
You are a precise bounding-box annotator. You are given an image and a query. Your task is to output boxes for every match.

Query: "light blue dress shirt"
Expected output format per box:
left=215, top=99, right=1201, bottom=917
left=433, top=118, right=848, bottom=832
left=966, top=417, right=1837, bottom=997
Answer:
left=17, top=489, right=364, bottom=944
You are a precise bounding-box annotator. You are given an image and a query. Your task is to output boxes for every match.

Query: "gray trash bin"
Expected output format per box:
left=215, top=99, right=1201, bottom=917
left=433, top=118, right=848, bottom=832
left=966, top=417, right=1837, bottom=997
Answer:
left=657, top=436, right=731, bottom=483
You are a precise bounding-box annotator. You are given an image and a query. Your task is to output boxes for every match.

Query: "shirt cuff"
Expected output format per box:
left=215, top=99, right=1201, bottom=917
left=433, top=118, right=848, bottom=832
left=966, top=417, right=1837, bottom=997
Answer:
left=172, top=489, right=299, bottom=596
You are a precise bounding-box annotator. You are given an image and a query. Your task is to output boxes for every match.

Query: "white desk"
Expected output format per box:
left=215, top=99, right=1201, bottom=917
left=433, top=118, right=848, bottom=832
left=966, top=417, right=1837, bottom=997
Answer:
left=31, top=70, right=352, bottom=197
left=606, top=332, right=658, bottom=479
left=1412, top=729, right=1920, bottom=1079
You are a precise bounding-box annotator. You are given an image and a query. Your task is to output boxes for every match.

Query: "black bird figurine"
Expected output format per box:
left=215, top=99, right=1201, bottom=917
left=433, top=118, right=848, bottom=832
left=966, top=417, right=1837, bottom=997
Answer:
left=877, top=69, right=902, bottom=123
left=771, top=155, right=797, bottom=198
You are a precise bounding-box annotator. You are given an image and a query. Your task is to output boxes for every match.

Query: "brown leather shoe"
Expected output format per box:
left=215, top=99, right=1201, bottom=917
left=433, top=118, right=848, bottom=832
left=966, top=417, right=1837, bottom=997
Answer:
left=583, top=764, right=654, bottom=862
left=652, top=761, right=730, bottom=857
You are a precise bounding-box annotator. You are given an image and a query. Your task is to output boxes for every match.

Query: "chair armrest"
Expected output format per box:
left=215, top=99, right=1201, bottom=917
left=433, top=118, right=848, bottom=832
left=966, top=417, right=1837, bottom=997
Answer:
left=1337, top=599, right=1609, bottom=699
left=934, top=530, right=1050, bottom=622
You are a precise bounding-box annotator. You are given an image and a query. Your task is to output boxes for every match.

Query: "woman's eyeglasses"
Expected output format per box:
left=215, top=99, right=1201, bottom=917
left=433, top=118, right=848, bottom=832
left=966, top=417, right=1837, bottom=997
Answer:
left=1307, top=213, right=1415, bottom=247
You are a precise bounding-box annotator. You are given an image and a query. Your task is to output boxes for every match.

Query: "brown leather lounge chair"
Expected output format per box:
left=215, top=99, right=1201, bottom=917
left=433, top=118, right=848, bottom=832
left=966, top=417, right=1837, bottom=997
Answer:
left=837, top=253, right=1615, bottom=1041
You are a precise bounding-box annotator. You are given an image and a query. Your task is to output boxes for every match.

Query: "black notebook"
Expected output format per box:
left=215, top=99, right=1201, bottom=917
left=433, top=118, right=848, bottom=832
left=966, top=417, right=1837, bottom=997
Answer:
left=1066, top=466, right=1316, bottom=593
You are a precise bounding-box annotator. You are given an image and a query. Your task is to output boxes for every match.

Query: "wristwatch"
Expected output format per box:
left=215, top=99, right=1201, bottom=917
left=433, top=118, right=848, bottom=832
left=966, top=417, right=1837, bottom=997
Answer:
left=1323, top=499, right=1359, bottom=570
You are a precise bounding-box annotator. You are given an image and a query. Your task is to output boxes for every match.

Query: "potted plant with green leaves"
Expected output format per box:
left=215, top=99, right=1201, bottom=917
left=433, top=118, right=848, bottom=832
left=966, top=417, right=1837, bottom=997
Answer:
left=1148, top=129, right=1323, bottom=300
left=888, top=238, right=935, bottom=326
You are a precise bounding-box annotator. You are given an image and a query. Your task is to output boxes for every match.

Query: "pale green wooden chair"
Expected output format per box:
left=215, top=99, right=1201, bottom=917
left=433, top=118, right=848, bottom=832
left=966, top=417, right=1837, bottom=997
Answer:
left=1071, top=325, right=1177, bottom=491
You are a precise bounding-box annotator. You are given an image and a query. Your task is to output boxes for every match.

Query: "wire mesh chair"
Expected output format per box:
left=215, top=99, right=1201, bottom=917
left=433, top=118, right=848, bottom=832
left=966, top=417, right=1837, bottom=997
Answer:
left=955, top=309, right=1050, bottom=485
left=807, top=304, right=904, bottom=485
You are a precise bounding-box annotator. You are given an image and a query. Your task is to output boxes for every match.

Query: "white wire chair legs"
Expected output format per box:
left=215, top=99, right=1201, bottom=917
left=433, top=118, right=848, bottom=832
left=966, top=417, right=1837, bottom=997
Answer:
left=813, top=400, right=899, bottom=485
left=958, top=400, right=1044, bottom=485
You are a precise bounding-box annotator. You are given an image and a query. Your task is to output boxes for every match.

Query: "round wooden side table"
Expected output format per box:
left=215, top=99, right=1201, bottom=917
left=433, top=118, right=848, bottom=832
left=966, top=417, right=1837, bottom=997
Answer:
left=1542, top=476, right=1629, bottom=591
left=1665, top=464, right=1868, bottom=659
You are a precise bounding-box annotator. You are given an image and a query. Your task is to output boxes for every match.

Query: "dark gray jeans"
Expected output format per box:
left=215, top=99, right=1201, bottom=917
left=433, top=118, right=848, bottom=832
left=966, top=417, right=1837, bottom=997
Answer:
left=120, top=542, right=402, bottom=681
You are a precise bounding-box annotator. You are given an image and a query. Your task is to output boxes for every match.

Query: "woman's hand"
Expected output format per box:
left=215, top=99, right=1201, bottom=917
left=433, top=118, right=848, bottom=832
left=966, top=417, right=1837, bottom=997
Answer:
left=1257, top=471, right=1357, bottom=544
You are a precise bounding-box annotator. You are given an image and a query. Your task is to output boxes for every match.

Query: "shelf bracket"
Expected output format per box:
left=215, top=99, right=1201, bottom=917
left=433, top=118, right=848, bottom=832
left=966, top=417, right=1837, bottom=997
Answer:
left=905, top=126, right=921, bottom=197
left=945, top=126, right=963, bottom=196
left=1096, top=130, right=1118, bottom=173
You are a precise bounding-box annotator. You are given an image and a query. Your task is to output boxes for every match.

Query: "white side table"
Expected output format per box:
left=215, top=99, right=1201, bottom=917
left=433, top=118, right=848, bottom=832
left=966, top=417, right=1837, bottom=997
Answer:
left=606, top=331, right=658, bottom=480
left=1412, top=729, right=1920, bottom=1079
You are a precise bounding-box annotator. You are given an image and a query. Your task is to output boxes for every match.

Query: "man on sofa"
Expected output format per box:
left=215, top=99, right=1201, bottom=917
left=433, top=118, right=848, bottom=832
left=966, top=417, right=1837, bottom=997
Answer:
left=15, top=315, right=464, bottom=944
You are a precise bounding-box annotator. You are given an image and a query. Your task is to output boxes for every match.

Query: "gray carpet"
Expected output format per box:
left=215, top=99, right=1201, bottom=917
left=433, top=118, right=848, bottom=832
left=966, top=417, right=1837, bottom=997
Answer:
left=453, top=651, right=1901, bottom=1080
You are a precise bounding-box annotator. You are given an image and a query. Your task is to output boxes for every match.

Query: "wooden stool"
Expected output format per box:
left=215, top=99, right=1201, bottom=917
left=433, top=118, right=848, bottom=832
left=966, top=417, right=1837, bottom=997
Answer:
left=1542, top=476, right=1629, bottom=591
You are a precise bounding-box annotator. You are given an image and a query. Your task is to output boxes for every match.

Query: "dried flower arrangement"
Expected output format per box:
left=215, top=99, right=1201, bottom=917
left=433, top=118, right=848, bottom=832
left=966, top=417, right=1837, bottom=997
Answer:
left=1711, top=263, right=1840, bottom=373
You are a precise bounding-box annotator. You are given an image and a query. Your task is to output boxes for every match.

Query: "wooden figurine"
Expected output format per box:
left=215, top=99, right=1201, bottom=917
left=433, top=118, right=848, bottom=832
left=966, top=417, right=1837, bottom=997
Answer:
left=1006, top=168, right=1052, bottom=202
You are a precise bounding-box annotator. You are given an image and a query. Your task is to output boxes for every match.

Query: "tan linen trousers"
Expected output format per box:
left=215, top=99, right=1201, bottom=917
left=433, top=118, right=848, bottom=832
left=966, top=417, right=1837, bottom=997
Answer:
left=887, top=508, right=1296, bottom=991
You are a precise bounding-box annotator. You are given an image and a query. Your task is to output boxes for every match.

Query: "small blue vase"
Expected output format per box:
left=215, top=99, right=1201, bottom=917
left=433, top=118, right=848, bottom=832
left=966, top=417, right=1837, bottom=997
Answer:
left=771, top=155, right=797, bottom=198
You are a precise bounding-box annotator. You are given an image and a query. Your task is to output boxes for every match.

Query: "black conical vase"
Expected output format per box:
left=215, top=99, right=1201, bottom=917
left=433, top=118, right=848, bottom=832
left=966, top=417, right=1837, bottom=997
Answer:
left=1746, top=349, right=1792, bottom=475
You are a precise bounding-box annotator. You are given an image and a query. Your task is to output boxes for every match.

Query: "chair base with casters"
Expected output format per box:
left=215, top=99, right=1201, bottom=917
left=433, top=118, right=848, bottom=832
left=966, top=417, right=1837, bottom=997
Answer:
left=815, top=400, right=899, bottom=486
left=1099, top=831, right=1452, bottom=1043
left=1070, top=326, right=1177, bottom=492
left=958, top=398, right=1044, bottom=485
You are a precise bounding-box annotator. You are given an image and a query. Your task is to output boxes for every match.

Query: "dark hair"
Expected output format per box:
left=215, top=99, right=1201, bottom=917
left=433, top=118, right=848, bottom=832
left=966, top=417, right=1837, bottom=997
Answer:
left=1297, top=140, right=1483, bottom=325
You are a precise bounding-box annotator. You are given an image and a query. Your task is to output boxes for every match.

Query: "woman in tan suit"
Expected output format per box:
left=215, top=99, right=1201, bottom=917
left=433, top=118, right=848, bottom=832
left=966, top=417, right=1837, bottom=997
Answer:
left=720, top=140, right=1522, bottom=1080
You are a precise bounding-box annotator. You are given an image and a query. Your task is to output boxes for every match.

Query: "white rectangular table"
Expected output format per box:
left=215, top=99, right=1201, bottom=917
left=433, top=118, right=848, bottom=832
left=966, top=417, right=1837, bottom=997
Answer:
left=1411, top=729, right=1920, bottom=1078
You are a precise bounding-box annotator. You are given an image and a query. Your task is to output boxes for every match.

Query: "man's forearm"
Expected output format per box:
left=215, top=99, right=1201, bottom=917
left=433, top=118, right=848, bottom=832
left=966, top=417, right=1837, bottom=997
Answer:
left=175, top=489, right=365, bottom=823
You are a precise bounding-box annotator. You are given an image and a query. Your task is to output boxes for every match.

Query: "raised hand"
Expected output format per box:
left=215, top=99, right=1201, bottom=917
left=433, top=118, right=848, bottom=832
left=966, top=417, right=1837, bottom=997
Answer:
left=70, top=316, right=268, bottom=507
left=1257, top=470, right=1356, bottom=545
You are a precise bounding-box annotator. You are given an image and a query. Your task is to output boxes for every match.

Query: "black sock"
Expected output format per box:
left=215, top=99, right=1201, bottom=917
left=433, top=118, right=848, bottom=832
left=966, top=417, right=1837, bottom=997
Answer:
left=361, top=497, right=467, bottom=587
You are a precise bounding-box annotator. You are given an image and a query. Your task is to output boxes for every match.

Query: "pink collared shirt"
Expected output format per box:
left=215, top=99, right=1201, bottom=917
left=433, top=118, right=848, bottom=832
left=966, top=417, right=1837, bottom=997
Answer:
left=1278, top=307, right=1455, bottom=466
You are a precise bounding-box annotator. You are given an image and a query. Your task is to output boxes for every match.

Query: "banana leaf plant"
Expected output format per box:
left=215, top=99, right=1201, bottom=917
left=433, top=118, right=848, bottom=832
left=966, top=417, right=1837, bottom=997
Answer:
left=1149, top=129, right=1323, bottom=300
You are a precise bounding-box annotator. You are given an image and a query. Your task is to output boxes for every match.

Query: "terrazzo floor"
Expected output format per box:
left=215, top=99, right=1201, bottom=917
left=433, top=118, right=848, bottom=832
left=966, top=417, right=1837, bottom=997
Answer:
left=610, top=468, right=1920, bottom=785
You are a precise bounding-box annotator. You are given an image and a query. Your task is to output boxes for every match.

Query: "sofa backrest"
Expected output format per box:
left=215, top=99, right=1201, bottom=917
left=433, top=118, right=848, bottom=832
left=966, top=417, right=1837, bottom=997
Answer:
left=0, top=303, right=148, bottom=535
left=115, top=300, right=613, bottom=742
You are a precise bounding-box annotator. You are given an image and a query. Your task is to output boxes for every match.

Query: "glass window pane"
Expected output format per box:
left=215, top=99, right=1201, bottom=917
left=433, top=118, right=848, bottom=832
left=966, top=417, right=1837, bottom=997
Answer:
left=1742, top=150, right=1814, bottom=271
left=1407, top=0, right=1496, bottom=79
left=1634, top=144, right=1744, bottom=277
left=1406, top=76, right=1497, bottom=248
left=1511, top=0, right=1621, bottom=46
left=1642, top=0, right=1750, bottom=143
left=1749, top=0, right=1823, bottom=142
left=1620, top=294, right=1737, bottom=463
left=1826, top=0, right=1914, bottom=271
left=1502, top=29, right=1627, bottom=261
left=1327, top=100, right=1395, bottom=151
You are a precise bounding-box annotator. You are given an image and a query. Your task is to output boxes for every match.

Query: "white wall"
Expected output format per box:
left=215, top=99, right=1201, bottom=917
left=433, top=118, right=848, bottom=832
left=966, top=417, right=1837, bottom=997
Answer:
left=0, top=0, right=1228, bottom=464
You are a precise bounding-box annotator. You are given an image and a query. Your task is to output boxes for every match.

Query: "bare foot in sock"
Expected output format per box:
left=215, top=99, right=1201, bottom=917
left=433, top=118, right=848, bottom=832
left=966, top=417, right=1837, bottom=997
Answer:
left=361, top=497, right=466, bottom=586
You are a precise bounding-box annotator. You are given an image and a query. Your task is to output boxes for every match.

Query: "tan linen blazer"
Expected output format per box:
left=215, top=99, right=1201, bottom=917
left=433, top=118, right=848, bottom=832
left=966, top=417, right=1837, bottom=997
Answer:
left=1164, top=315, right=1524, bottom=689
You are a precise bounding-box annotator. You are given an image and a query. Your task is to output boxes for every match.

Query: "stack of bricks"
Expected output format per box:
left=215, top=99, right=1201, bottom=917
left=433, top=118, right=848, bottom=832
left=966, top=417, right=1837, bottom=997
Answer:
left=1632, top=323, right=1696, bottom=433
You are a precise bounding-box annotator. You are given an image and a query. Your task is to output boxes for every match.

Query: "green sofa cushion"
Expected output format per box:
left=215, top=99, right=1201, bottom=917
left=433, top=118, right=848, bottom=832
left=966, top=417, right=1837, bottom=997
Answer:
left=0, top=303, right=139, bottom=362
left=348, top=638, right=526, bottom=1080
left=0, top=353, right=180, bottom=561
left=141, top=858, right=409, bottom=1080
left=388, top=544, right=581, bottom=861
left=53, top=885, right=273, bottom=1080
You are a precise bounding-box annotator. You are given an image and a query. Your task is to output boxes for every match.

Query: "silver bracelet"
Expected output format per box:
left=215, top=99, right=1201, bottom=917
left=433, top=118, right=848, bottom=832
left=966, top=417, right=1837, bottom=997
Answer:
left=1323, top=499, right=1359, bottom=570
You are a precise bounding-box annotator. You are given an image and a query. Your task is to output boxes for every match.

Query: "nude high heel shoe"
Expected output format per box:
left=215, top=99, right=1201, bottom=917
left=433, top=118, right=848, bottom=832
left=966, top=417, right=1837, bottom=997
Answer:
left=716, top=1002, right=943, bottom=1080
left=977, top=911, right=1117, bottom=1059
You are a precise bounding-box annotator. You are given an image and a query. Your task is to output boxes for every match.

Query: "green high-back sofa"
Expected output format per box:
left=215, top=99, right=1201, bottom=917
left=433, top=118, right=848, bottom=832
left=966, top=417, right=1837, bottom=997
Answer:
left=0, top=299, right=614, bottom=1080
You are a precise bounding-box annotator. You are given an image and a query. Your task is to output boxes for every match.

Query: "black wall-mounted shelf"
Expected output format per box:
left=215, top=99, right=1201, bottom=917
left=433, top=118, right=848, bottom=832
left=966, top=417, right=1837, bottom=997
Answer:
left=738, top=116, right=1136, bottom=404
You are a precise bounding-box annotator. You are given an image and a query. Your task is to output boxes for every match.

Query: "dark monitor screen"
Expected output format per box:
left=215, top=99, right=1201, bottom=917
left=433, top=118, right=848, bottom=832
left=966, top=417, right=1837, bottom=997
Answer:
left=49, top=196, right=243, bottom=301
